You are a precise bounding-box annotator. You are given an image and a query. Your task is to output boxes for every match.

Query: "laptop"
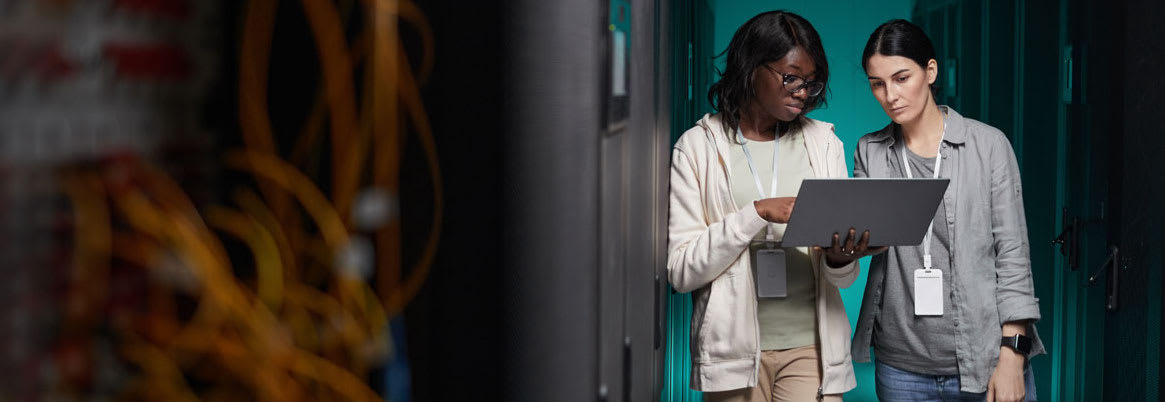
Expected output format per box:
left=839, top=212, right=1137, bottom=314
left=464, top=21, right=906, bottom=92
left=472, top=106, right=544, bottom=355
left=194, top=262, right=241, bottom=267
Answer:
left=779, top=178, right=950, bottom=247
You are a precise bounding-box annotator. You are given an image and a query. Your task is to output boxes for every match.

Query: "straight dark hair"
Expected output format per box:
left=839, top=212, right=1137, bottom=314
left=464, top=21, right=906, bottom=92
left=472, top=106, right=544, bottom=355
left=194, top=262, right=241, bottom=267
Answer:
left=707, top=11, right=829, bottom=136
left=862, top=19, right=939, bottom=95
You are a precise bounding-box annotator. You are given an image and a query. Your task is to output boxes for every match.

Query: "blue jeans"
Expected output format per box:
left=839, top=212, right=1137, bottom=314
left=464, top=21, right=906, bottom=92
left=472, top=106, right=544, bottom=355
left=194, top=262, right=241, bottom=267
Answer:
left=875, top=360, right=1037, bottom=401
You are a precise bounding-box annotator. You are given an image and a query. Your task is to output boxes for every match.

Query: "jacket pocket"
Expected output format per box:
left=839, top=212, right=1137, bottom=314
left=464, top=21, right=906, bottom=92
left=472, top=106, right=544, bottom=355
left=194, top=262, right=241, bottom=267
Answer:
left=695, top=267, right=753, bottom=362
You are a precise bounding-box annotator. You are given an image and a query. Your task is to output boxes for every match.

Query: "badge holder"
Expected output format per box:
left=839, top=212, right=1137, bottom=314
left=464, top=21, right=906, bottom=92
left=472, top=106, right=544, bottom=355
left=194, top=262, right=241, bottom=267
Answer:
left=752, top=236, right=786, bottom=299
left=913, top=255, right=943, bottom=316
left=737, top=127, right=786, bottom=298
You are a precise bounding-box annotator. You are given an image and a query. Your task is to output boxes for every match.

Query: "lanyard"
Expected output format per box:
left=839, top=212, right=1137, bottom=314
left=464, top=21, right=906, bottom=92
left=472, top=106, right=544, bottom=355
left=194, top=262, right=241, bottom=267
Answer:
left=900, top=113, right=947, bottom=270
left=736, top=126, right=779, bottom=240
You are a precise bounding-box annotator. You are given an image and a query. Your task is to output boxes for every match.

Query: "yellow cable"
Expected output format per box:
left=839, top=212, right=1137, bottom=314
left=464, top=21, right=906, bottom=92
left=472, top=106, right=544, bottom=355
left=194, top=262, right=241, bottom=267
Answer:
left=356, top=0, right=434, bottom=84
left=205, top=206, right=284, bottom=311
left=235, top=188, right=299, bottom=283
left=224, top=150, right=349, bottom=252
left=287, top=351, right=382, bottom=402
left=223, top=150, right=367, bottom=328
left=239, top=0, right=292, bottom=221
left=300, top=0, right=362, bottom=220
left=121, top=343, right=203, bottom=402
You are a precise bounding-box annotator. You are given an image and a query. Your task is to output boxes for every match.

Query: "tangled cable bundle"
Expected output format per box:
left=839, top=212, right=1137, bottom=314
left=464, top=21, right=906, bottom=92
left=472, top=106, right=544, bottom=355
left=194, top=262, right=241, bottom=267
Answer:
left=58, top=0, right=441, bottom=400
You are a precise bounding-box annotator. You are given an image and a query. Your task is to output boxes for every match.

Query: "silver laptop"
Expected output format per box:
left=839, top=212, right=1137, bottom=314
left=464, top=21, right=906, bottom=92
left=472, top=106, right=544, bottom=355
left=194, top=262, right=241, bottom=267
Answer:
left=780, top=178, right=950, bottom=247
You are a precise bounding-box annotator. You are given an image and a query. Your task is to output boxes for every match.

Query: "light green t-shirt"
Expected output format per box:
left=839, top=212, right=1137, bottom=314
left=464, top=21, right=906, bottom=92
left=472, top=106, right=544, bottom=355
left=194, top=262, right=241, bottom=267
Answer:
left=728, top=129, right=817, bottom=351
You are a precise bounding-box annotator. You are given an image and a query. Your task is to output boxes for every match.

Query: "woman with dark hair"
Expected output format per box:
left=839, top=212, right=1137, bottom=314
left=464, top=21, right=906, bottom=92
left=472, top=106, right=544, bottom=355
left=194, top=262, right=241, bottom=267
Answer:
left=851, top=19, right=1042, bottom=402
left=667, top=11, right=883, bottom=402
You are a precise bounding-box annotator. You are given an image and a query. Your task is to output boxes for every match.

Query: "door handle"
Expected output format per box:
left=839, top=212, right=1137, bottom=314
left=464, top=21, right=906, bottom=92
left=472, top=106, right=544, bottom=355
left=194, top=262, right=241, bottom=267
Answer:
left=654, top=274, right=661, bottom=350
left=1085, top=245, right=1119, bottom=311
left=1052, top=208, right=1080, bottom=270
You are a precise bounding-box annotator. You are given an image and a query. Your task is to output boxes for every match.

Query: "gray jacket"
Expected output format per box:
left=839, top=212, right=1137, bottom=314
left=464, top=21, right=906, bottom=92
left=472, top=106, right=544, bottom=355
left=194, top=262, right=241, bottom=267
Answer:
left=851, top=106, right=1045, bottom=393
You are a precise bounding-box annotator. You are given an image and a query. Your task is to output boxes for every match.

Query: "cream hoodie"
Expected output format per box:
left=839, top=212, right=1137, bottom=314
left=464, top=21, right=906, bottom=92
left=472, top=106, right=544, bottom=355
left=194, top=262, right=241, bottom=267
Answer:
left=667, top=113, right=858, bottom=394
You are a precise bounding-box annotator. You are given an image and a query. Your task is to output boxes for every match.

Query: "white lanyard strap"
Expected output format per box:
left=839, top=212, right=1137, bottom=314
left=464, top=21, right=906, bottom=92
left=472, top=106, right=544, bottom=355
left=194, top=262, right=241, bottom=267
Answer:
left=737, top=126, right=779, bottom=240
left=901, top=113, right=947, bottom=269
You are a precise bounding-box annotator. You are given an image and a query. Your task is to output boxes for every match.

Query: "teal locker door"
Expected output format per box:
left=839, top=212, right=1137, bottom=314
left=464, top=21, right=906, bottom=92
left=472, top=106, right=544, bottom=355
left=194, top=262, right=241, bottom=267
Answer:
left=916, top=1, right=1164, bottom=401
left=663, top=0, right=713, bottom=401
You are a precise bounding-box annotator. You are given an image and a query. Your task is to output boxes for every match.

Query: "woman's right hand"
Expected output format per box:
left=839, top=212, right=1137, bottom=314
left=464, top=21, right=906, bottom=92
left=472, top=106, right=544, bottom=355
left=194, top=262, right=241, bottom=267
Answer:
left=753, top=197, right=796, bottom=223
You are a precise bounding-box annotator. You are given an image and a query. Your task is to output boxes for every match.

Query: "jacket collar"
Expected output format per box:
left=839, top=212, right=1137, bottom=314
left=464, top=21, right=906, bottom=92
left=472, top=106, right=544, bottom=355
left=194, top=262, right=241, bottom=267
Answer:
left=697, top=112, right=833, bottom=199
left=868, top=105, right=967, bottom=146
left=698, top=113, right=735, bottom=168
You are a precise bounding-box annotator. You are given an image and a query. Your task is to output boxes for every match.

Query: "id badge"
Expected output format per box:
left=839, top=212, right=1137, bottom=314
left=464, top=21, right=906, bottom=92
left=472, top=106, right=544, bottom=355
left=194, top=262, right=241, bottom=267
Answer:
left=913, top=269, right=944, bottom=316
left=753, top=241, right=786, bottom=298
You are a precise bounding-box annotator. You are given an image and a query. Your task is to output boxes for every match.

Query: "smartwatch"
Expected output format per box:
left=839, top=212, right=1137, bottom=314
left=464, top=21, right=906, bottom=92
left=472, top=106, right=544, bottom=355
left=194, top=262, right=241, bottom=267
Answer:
left=1001, top=334, right=1032, bottom=355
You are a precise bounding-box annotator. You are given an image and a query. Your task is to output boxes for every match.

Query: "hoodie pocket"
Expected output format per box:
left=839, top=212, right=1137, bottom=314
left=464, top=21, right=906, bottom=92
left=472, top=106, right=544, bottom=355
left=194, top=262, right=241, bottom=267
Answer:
left=696, top=269, right=753, bottom=362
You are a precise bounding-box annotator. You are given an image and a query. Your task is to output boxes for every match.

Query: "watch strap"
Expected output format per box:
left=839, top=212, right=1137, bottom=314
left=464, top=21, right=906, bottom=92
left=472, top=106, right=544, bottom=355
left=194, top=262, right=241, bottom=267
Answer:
left=1001, top=334, right=1032, bottom=355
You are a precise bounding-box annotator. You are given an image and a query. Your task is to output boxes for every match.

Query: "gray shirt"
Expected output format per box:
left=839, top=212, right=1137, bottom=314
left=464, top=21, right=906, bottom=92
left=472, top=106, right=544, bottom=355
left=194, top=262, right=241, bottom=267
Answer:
left=851, top=107, right=1045, bottom=393
left=873, top=140, right=959, bottom=375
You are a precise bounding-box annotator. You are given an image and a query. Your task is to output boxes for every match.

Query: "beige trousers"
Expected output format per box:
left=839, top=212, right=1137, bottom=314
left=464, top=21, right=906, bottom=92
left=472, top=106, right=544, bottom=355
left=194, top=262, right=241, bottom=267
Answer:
left=703, top=345, right=842, bottom=402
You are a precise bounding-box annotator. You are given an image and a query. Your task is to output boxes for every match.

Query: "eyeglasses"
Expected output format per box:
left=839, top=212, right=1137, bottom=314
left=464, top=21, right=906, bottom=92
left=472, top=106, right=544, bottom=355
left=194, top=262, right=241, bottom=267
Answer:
left=764, top=66, right=824, bottom=97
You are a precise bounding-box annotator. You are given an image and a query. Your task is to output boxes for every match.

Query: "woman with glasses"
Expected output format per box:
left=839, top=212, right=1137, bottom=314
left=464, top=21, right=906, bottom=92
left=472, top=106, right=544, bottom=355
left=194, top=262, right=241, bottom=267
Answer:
left=850, top=19, right=1043, bottom=402
left=667, top=11, right=883, bottom=402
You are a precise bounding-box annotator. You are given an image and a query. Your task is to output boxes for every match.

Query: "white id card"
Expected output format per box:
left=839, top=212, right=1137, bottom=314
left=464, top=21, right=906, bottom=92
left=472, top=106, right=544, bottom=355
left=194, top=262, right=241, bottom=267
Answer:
left=755, top=247, right=787, bottom=298
left=914, top=269, right=944, bottom=316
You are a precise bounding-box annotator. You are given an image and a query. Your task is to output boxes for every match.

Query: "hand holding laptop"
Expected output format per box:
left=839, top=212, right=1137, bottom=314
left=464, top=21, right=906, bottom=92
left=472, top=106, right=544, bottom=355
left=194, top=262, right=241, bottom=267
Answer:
left=754, top=195, right=888, bottom=268
left=813, top=227, right=889, bottom=268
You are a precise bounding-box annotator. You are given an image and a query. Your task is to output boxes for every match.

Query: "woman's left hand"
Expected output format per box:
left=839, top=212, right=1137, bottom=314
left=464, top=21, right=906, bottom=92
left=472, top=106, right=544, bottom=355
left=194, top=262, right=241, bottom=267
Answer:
left=814, top=228, right=888, bottom=268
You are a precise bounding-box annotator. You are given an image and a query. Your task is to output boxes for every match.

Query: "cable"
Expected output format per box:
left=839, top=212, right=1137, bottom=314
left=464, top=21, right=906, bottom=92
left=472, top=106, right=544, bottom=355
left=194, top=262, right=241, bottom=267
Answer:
left=205, top=206, right=284, bottom=310
left=301, top=0, right=361, bottom=220
left=59, top=0, right=443, bottom=399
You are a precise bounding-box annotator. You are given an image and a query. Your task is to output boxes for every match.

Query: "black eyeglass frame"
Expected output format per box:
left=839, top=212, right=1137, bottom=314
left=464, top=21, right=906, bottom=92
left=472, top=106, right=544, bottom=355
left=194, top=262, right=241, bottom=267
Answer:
left=762, top=65, right=825, bottom=97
